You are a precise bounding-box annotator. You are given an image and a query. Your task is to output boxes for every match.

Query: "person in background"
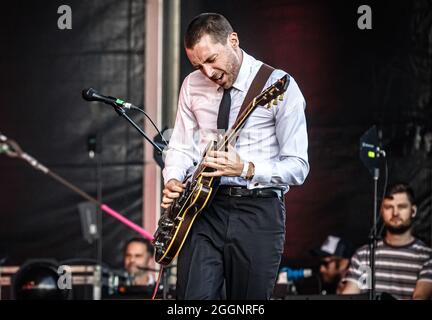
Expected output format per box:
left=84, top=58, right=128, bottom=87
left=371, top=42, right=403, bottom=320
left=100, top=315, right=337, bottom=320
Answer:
left=311, top=235, right=355, bottom=294
left=123, top=237, right=155, bottom=286
left=342, top=183, right=432, bottom=299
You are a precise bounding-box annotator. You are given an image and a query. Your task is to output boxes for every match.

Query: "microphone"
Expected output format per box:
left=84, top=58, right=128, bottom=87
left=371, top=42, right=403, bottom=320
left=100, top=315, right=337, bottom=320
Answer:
left=82, top=88, right=137, bottom=109
left=278, top=267, right=313, bottom=283
left=82, top=88, right=166, bottom=155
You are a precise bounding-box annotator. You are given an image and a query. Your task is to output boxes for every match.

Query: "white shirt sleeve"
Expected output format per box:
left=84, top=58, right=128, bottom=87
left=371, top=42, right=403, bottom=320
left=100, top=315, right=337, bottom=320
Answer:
left=250, top=77, right=310, bottom=187
left=162, top=76, right=200, bottom=184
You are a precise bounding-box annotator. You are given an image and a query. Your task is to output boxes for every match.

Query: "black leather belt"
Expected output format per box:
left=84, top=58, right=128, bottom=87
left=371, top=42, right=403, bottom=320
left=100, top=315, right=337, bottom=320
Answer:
left=216, top=186, right=283, bottom=199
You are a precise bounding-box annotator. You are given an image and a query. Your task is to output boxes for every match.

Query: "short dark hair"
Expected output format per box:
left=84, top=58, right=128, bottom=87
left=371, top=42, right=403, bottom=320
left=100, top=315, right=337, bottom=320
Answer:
left=384, top=183, right=416, bottom=205
left=184, top=13, right=233, bottom=49
left=124, top=237, right=155, bottom=257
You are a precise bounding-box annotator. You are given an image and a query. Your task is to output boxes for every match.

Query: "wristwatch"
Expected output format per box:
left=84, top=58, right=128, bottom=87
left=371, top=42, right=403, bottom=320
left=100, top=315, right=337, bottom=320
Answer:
left=240, top=161, right=249, bottom=179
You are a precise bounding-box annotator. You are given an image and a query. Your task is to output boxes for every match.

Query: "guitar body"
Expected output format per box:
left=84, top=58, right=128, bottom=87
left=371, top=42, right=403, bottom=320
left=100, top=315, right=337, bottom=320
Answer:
left=152, top=74, right=289, bottom=266
left=153, top=141, right=221, bottom=265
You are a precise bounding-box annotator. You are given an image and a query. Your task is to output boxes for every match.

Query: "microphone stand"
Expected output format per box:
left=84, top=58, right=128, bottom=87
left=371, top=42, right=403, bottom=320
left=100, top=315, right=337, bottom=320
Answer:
left=109, top=104, right=163, bottom=155
left=161, top=265, right=174, bottom=299
left=91, top=132, right=103, bottom=301
left=2, top=97, right=168, bottom=297
left=360, top=126, right=386, bottom=300
left=101, top=102, right=170, bottom=299
left=368, top=167, right=379, bottom=300
left=367, top=148, right=386, bottom=300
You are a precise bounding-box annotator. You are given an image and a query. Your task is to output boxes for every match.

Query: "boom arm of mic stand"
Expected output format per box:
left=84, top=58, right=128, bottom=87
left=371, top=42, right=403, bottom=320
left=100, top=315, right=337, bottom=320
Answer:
left=112, top=105, right=163, bottom=155
left=0, top=132, right=154, bottom=241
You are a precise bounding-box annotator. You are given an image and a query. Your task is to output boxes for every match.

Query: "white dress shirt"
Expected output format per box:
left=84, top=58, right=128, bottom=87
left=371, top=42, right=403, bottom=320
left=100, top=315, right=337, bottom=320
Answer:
left=163, top=50, right=309, bottom=192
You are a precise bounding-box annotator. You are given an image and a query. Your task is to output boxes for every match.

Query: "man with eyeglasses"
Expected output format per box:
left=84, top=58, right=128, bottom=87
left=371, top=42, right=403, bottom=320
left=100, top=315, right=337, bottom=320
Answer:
left=311, top=235, right=355, bottom=295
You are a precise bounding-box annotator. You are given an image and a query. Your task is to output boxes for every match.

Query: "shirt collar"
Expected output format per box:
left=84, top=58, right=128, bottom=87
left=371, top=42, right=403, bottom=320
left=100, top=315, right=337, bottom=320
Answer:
left=231, top=50, right=254, bottom=92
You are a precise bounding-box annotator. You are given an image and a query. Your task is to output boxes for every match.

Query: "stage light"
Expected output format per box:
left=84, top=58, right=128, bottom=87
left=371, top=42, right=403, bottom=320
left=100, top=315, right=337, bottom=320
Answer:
left=12, top=260, right=71, bottom=300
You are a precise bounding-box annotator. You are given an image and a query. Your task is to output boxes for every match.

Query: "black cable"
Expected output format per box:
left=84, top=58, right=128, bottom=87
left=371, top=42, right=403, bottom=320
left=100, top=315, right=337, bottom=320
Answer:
left=131, top=106, right=168, bottom=146
left=377, top=159, right=389, bottom=236
left=368, top=158, right=389, bottom=238
left=152, top=266, right=164, bottom=300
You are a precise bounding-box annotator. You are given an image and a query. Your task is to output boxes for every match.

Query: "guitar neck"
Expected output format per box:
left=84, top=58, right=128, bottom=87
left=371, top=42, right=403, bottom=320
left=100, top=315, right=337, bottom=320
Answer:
left=191, top=74, right=289, bottom=181
left=221, top=101, right=257, bottom=149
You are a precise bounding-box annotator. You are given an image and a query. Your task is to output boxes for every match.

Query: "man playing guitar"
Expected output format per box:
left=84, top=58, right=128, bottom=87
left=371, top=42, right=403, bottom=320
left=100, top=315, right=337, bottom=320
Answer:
left=161, top=13, right=309, bottom=300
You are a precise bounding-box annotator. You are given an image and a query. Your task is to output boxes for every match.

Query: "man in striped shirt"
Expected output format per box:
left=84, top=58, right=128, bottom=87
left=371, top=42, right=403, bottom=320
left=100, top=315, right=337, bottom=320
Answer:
left=342, top=183, right=432, bottom=299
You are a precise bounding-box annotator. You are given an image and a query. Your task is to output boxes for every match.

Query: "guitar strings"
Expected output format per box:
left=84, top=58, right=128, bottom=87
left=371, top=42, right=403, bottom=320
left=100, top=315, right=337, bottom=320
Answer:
left=194, top=83, right=282, bottom=178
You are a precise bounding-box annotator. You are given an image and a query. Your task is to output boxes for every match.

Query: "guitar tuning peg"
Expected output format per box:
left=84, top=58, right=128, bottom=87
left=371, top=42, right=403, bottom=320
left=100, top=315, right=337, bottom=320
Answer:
left=267, top=101, right=272, bottom=109
left=278, top=94, right=284, bottom=101
left=272, top=99, right=278, bottom=106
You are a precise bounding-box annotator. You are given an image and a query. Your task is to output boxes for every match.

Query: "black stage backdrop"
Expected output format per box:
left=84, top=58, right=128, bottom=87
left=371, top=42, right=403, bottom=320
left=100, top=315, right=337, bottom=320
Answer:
left=0, top=0, right=145, bottom=268
left=0, top=0, right=431, bottom=272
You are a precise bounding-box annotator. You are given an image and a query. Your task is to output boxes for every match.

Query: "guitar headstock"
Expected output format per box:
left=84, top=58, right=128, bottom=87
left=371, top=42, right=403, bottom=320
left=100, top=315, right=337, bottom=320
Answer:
left=256, top=74, right=289, bottom=109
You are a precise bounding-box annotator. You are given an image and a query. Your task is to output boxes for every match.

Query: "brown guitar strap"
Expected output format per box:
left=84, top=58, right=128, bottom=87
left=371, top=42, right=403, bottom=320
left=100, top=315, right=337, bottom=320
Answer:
left=232, top=63, right=275, bottom=130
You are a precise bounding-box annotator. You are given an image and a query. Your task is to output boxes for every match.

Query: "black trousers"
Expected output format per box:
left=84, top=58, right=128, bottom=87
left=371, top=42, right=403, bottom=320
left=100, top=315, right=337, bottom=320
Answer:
left=176, top=193, right=286, bottom=300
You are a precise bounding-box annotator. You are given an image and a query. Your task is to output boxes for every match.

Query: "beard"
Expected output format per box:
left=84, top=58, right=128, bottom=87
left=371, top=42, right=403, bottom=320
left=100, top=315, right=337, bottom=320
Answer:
left=222, top=48, right=241, bottom=88
left=126, top=263, right=142, bottom=275
left=323, top=273, right=342, bottom=285
left=385, top=220, right=413, bottom=235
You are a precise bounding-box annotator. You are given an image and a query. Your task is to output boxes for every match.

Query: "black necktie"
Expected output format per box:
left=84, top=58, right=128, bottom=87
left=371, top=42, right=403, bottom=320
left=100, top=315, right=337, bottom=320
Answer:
left=217, top=88, right=232, bottom=131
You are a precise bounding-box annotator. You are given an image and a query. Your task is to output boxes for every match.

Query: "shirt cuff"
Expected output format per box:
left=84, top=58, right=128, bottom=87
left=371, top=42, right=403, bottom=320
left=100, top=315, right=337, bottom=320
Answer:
left=163, top=167, right=186, bottom=184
